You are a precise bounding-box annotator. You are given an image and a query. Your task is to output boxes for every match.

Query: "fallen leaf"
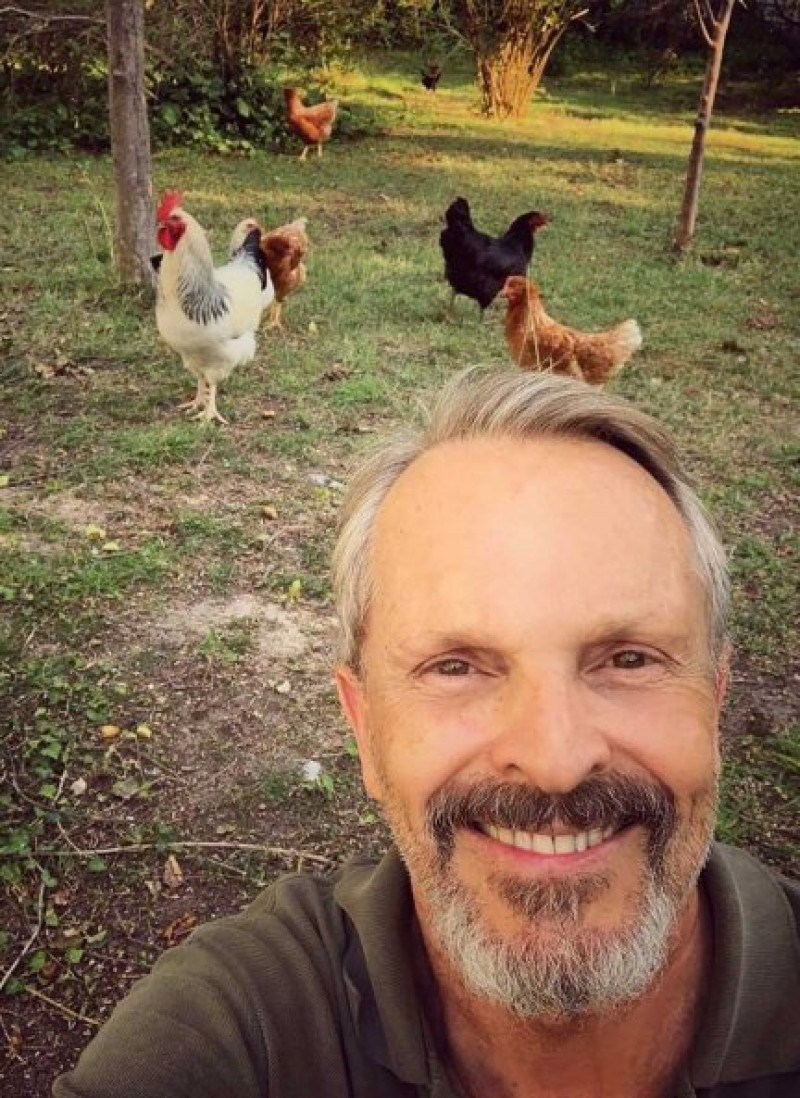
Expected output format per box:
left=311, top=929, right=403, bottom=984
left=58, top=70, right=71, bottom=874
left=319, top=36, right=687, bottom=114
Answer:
left=136, top=723, right=152, bottom=740
left=261, top=408, right=277, bottom=419
left=307, top=472, right=343, bottom=490
left=285, top=578, right=303, bottom=604
left=84, top=525, right=106, bottom=542
left=308, top=320, right=318, bottom=334
left=70, top=777, right=88, bottom=796
left=301, top=759, right=322, bottom=782
left=111, top=776, right=141, bottom=800
left=100, top=724, right=120, bottom=740
left=274, top=679, right=292, bottom=695
left=163, top=853, right=184, bottom=890
left=101, top=540, right=121, bottom=553
left=0, top=475, right=9, bottom=489
left=162, top=913, right=197, bottom=944
left=5, top=1027, right=23, bottom=1056
left=322, top=364, right=349, bottom=382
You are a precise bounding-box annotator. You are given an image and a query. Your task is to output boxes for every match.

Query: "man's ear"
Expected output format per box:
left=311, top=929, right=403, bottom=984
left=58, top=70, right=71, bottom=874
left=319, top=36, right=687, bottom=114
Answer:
left=335, top=664, right=382, bottom=801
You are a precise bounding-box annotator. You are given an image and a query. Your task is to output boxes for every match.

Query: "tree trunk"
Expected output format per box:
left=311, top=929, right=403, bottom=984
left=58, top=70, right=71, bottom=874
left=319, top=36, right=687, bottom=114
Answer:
left=107, top=0, right=154, bottom=287
left=673, top=0, right=737, bottom=253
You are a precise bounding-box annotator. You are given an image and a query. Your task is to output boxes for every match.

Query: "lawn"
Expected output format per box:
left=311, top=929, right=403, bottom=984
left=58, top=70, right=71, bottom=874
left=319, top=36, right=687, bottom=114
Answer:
left=0, top=51, right=798, bottom=1091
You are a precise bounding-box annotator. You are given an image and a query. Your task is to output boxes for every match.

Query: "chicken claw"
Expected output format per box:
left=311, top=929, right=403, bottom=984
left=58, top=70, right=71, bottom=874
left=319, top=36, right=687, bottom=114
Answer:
left=196, top=384, right=228, bottom=425
left=264, top=301, right=284, bottom=330
left=178, top=380, right=208, bottom=414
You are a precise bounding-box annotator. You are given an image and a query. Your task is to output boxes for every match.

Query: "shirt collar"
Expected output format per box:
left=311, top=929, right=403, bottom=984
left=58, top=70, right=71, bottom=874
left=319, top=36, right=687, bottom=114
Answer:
left=335, top=848, right=435, bottom=1086
left=335, top=843, right=799, bottom=1091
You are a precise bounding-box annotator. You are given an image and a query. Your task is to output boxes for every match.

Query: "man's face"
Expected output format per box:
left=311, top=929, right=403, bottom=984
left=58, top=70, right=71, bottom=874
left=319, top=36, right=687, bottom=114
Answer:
left=337, top=436, right=725, bottom=1015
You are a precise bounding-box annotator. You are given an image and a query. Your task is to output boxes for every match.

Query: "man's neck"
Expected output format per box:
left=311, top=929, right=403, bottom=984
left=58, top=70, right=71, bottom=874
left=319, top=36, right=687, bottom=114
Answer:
left=422, top=892, right=710, bottom=1098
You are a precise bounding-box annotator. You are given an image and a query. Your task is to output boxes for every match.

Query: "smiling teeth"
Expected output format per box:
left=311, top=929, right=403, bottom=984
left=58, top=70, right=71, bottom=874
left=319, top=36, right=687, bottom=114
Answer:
left=482, top=824, right=616, bottom=855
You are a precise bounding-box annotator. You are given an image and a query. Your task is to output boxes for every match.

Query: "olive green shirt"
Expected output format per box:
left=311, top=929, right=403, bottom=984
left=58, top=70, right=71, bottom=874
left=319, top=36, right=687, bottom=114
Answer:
left=54, top=842, right=800, bottom=1097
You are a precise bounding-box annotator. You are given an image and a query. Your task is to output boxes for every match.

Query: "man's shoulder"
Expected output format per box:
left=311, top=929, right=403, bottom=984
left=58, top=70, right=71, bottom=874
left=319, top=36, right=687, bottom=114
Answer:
left=190, top=853, right=384, bottom=959
left=691, top=844, right=799, bottom=1095
left=54, top=854, right=403, bottom=1098
left=708, top=842, right=799, bottom=929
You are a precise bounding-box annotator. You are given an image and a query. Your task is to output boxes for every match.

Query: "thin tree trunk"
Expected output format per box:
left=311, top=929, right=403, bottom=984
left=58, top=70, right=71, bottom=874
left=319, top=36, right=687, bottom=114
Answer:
left=673, top=0, right=737, bottom=253
left=106, top=0, right=154, bottom=287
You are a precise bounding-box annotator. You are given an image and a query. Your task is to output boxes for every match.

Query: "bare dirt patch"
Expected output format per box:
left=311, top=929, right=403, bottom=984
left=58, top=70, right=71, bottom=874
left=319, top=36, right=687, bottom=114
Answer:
left=153, top=592, right=331, bottom=662
left=24, top=488, right=111, bottom=532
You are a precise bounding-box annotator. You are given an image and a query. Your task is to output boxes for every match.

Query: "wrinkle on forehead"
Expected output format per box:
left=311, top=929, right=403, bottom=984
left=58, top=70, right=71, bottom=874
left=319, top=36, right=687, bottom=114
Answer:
left=365, top=436, right=706, bottom=659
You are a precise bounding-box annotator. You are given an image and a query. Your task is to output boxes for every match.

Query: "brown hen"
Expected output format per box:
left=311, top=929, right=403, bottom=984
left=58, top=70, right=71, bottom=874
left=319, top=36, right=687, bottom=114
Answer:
left=501, top=276, right=642, bottom=386
left=230, top=217, right=310, bottom=329
left=284, top=89, right=339, bottom=160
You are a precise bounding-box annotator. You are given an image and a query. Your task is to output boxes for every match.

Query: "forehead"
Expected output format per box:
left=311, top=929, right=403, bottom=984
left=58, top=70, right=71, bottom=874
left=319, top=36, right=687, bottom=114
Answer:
left=368, top=436, right=702, bottom=642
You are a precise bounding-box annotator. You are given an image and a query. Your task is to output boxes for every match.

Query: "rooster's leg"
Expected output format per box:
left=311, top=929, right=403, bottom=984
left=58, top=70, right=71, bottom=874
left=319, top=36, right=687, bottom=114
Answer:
left=178, top=378, right=207, bottom=413
left=264, top=300, right=284, bottom=330
left=444, top=288, right=457, bottom=322
left=196, top=383, right=228, bottom=426
left=299, top=145, right=310, bottom=161
left=317, top=143, right=323, bottom=158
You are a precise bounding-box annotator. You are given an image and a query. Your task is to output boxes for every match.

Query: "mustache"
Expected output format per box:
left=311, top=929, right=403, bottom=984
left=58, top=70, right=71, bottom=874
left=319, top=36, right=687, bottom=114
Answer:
left=425, top=773, right=677, bottom=870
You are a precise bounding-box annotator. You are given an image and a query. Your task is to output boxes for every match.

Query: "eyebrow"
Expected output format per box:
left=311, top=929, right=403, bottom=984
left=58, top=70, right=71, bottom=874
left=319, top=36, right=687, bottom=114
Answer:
left=394, top=631, right=495, bottom=659
left=396, top=616, right=694, bottom=658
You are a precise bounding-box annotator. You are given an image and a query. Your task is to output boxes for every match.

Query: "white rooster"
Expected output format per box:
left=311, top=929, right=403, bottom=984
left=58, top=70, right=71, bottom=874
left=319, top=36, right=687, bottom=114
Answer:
left=154, top=190, right=274, bottom=424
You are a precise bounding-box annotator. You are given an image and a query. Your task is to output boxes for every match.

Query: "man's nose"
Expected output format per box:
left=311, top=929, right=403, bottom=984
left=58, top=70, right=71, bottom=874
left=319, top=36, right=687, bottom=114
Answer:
left=484, top=669, right=611, bottom=794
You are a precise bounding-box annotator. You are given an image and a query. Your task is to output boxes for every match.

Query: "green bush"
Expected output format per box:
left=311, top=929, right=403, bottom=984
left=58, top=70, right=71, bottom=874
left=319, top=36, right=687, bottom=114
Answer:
left=1, top=54, right=381, bottom=157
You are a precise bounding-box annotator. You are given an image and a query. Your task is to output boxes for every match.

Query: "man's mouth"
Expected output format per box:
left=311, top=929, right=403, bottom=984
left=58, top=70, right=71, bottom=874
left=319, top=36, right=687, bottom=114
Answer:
left=479, top=823, right=618, bottom=855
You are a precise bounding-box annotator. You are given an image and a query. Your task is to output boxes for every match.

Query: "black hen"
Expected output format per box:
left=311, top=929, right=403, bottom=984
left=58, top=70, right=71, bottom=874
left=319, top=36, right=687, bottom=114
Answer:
left=421, top=62, right=443, bottom=91
left=439, top=197, right=548, bottom=316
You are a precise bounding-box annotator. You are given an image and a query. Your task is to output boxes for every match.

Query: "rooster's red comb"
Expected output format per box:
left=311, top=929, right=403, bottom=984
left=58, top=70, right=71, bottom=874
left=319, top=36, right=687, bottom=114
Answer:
left=156, top=190, right=184, bottom=222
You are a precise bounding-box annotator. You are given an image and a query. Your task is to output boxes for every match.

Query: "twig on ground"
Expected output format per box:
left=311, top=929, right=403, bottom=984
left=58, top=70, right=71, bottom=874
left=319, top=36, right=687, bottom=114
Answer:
left=56, top=819, right=83, bottom=853
left=23, top=985, right=101, bottom=1028
left=0, top=878, right=46, bottom=994
left=52, top=758, right=70, bottom=807
left=37, top=840, right=334, bottom=866
left=192, top=444, right=214, bottom=476
left=0, top=1011, right=25, bottom=1062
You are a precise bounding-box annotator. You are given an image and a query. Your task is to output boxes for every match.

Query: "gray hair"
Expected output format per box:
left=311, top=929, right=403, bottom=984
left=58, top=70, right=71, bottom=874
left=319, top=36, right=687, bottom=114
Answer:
left=332, top=367, right=729, bottom=672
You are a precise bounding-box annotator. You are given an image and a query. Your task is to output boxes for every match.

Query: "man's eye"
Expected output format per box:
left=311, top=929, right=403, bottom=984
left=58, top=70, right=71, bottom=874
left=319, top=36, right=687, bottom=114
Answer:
left=610, top=650, right=650, bottom=670
left=431, top=658, right=472, bottom=676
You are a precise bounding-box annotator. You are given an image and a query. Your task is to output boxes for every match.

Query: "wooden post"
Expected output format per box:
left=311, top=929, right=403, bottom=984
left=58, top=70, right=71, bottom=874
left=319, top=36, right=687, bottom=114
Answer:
left=107, top=0, right=154, bottom=287
left=673, top=0, right=737, bottom=253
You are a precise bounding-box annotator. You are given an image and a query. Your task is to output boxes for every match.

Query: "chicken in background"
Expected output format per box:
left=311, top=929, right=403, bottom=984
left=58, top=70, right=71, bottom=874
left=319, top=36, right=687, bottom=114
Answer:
left=284, top=89, right=339, bottom=160
left=421, top=61, right=443, bottom=91
left=439, top=197, right=548, bottom=319
left=501, top=275, right=642, bottom=385
left=230, top=216, right=309, bottom=329
left=154, top=191, right=273, bottom=424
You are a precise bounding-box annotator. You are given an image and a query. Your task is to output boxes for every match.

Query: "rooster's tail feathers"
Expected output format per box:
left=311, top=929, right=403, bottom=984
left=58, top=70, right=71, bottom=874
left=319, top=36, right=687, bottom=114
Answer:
left=608, top=319, right=643, bottom=366
left=236, top=226, right=270, bottom=290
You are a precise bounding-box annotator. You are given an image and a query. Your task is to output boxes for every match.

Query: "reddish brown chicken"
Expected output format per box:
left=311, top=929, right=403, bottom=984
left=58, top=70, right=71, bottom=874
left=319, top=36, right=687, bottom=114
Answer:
left=284, top=89, right=339, bottom=160
left=230, top=217, right=310, bottom=329
left=501, top=276, right=642, bottom=385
